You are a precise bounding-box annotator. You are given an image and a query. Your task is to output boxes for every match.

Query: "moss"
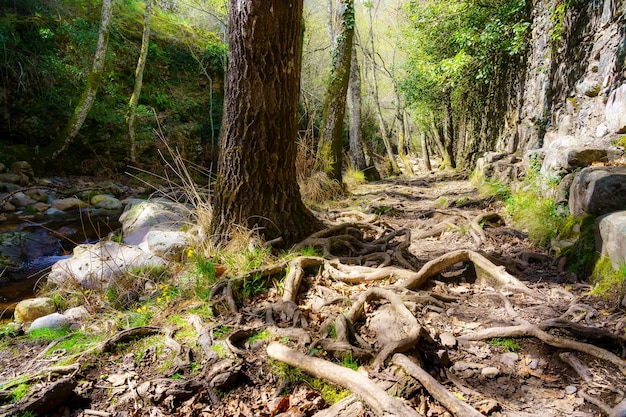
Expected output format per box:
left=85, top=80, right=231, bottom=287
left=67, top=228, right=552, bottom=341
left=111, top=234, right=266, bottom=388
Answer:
left=591, top=257, right=626, bottom=301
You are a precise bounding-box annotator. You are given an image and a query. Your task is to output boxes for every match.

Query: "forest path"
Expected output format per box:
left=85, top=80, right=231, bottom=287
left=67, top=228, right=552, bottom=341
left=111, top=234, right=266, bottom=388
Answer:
left=1, top=171, right=625, bottom=417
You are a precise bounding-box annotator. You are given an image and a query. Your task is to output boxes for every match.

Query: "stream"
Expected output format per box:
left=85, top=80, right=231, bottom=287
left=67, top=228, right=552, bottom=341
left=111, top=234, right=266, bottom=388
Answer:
left=0, top=210, right=121, bottom=317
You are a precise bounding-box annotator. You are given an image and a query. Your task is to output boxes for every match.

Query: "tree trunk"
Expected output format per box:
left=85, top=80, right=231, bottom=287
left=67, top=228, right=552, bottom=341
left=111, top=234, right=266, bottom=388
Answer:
left=128, top=0, right=152, bottom=164
left=421, top=130, right=432, bottom=172
left=210, top=0, right=320, bottom=247
left=443, top=92, right=457, bottom=169
left=38, top=0, right=113, bottom=165
left=366, top=3, right=399, bottom=176
left=347, top=37, right=367, bottom=172
left=315, top=0, right=355, bottom=182
left=395, top=107, right=414, bottom=176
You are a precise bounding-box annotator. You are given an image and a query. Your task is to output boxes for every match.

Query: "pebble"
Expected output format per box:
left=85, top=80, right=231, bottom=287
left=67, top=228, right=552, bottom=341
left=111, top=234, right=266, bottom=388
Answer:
left=481, top=366, right=500, bottom=379
left=529, top=358, right=539, bottom=370
left=439, top=332, right=457, bottom=348
left=565, top=386, right=578, bottom=394
left=498, top=352, right=519, bottom=367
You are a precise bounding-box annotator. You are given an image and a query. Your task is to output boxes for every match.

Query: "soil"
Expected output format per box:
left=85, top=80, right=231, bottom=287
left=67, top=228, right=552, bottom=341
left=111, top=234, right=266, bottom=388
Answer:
left=1, top=172, right=625, bottom=417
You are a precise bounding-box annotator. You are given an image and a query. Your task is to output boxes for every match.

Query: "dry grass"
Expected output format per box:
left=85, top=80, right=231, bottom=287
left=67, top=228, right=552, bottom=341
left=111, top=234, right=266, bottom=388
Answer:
left=299, top=171, right=344, bottom=204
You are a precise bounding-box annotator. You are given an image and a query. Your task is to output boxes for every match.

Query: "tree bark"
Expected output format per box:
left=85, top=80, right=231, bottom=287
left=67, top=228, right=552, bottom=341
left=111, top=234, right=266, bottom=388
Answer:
left=420, top=130, right=431, bottom=172
left=38, top=0, right=113, bottom=165
left=315, top=0, right=355, bottom=182
left=210, top=0, right=321, bottom=247
left=347, top=36, right=367, bottom=173
left=128, top=0, right=153, bottom=164
left=443, top=91, right=457, bottom=169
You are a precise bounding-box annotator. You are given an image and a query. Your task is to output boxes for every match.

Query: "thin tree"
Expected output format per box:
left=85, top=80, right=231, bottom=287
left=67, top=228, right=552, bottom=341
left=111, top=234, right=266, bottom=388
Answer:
left=347, top=36, right=367, bottom=172
left=315, top=0, right=355, bottom=182
left=128, top=0, right=153, bottom=164
left=210, top=0, right=320, bottom=246
left=364, top=0, right=399, bottom=175
left=38, top=0, right=114, bottom=164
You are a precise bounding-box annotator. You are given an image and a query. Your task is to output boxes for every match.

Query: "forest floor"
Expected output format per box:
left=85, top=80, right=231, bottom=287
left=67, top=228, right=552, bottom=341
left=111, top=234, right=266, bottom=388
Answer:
left=1, top=171, right=626, bottom=417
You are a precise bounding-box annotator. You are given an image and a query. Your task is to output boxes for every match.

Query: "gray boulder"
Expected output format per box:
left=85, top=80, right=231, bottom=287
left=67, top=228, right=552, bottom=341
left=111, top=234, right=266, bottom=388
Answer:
left=595, top=211, right=626, bottom=269
left=28, top=313, right=72, bottom=332
left=145, top=230, right=191, bottom=261
left=48, top=241, right=166, bottom=290
left=570, top=166, right=626, bottom=217
left=91, top=194, right=122, bottom=210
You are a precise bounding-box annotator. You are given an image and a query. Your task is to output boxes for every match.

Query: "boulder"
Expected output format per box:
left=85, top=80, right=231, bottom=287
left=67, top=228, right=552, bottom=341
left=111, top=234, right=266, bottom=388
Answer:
left=145, top=230, right=191, bottom=261
left=0, top=230, right=61, bottom=270
left=120, top=199, right=190, bottom=245
left=9, top=192, right=36, bottom=208
left=569, top=166, right=626, bottom=217
left=48, top=241, right=166, bottom=290
left=10, top=161, right=35, bottom=181
left=606, top=84, right=626, bottom=134
left=0, top=173, right=21, bottom=184
left=595, top=211, right=626, bottom=269
left=51, top=197, right=88, bottom=211
left=63, top=306, right=90, bottom=322
left=28, top=313, right=72, bottom=332
left=14, top=297, right=57, bottom=323
left=91, top=194, right=122, bottom=210
left=541, top=148, right=608, bottom=174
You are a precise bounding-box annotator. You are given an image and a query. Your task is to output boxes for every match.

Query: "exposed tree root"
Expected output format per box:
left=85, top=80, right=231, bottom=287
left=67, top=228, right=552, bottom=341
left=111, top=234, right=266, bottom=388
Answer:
left=457, top=294, right=626, bottom=373
left=393, top=354, right=483, bottom=417
left=267, top=342, right=422, bottom=417
left=579, top=390, right=626, bottom=417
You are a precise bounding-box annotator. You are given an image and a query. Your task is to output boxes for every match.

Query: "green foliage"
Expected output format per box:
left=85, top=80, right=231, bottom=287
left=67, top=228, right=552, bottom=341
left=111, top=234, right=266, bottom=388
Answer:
left=487, top=337, right=520, bottom=352
left=558, top=215, right=597, bottom=278
left=0, top=323, right=20, bottom=339
left=247, top=329, right=271, bottom=345
left=49, top=332, right=103, bottom=356
left=10, top=382, right=30, bottom=402
left=591, top=259, right=626, bottom=300
left=341, top=353, right=359, bottom=370
left=28, top=327, right=73, bottom=341
left=241, top=273, right=267, bottom=300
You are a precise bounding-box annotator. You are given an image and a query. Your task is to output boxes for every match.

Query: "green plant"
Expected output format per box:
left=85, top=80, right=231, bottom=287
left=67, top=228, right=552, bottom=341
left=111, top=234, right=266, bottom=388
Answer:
left=272, top=361, right=350, bottom=404
left=213, top=325, right=231, bottom=339
left=241, top=273, right=267, bottom=300
left=210, top=343, right=228, bottom=358
left=486, top=337, right=520, bottom=352
left=49, top=332, right=103, bottom=356
left=344, top=168, right=366, bottom=186
left=591, top=259, right=626, bottom=300
left=27, top=327, right=72, bottom=342
left=0, top=323, right=20, bottom=339
left=247, top=329, right=271, bottom=345
left=10, top=382, right=30, bottom=402
left=341, top=353, right=359, bottom=370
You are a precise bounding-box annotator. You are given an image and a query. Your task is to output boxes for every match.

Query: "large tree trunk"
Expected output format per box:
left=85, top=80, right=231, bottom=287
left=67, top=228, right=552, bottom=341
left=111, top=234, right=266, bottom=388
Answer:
left=128, top=0, right=152, bottom=164
left=420, top=130, right=432, bottom=172
left=38, top=0, right=113, bottom=166
left=347, top=37, right=367, bottom=173
left=315, top=0, right=355, bottom=182
left=210, top=0, right=320, bottom=247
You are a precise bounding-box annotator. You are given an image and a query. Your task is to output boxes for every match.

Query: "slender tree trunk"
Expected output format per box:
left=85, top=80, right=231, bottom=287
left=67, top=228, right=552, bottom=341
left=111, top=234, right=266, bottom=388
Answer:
left=128, top=0, right=152, bottom=164
left=395, top=107, right=414, bottom=176
left=421, top=130, right=432, bottom=172
left=210, top=0, right=320, bottom=246
left=443, top=91, right=457, bottom=169
left=347, top=37, right=367, bottom=172
left=38, top=0, right=113, bottom=165
left=315, top=0, right=355, bottom=182
left=366, top=3, right=399, bottom=176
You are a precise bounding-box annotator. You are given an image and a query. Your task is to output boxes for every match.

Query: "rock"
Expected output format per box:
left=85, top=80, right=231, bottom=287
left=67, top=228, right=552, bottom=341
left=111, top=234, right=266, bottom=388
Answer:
left=63, top=306, right=90, bottom=322
left=51, top=197, right=87, bottom=211
left=570, top=166, right=626, bottom=217
left=606, top=84, right=626, bottom=133
left=1, top=201, right=15, bottom=211
left=595, top=211, right=626, bottom=269
left=576, top=78, right=601, bottom=97
left=529, top=358, right=539, bottom=369
left=439, top=332, right=457, bottom=348
left=14, top=297, right=57, bottom=323
left=10, top=161, right=34, bottom=181
left=542, top=148, right=608, bottom=174
left=48, top=241, right=167, bottom=290
left=120, top=199, right=190, bottom=245
left=481, top=366, right=500, bottom=379
left=497, top=352, right=519, bottom=367
left=145, top=230, right=191, bottom=261
left=0, top=230, right=61, bottom=270
left=0, top=162, right=5, bottom=173
left=44, top=207, right=65, bottom=216
left=0, top=181, right=20, bottom=192
left=596, top=123, right=609, bottom=138
left=9, top=192, right=36, bottom=208
left=28, top=312, right=72, bottom=332
left=0, top=173, right=21, bottom=184
left=30, top=202, right=51, bottom=213
left=565, top=386, right=578, bottom=394
left=91, top=194, right=122, bottom=210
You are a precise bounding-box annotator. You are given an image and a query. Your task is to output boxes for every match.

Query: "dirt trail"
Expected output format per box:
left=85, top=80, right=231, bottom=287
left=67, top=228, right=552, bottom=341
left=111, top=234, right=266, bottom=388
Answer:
left=1, top=172, right=625, bottom=417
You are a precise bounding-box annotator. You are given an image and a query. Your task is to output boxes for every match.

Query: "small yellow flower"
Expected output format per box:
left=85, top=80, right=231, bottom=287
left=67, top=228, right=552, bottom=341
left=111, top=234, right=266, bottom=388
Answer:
left=136, top=307, right=142, bottom=313
left=187, top=248, right=194, bottom=258
left=157, top=297, right=162, bottom=303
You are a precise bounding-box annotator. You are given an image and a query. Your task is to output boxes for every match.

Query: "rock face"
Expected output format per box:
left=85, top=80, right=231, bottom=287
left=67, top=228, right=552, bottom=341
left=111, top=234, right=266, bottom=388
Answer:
left=596, top=211, right=626, bottom=269
left=14, top=297, right=57, bottom=323
left=569, top=167, right=626, bottom=217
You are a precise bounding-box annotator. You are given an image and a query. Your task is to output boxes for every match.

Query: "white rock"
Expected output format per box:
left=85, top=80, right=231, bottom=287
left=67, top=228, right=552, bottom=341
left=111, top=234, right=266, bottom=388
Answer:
left=120, top=199, right=190, bottom=245
left=439, top=332, right=457, bottom=348
left=606, top=84, right=626, bottom=133
left=28, top=313, right=72, bottom=332
left=145, top=230, right=191, bottom=261
left=63, top=306, right=90, bottom=322
left=48, top=241, right=166, bottom=290
left=565, top=386, right=578, bottom=394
